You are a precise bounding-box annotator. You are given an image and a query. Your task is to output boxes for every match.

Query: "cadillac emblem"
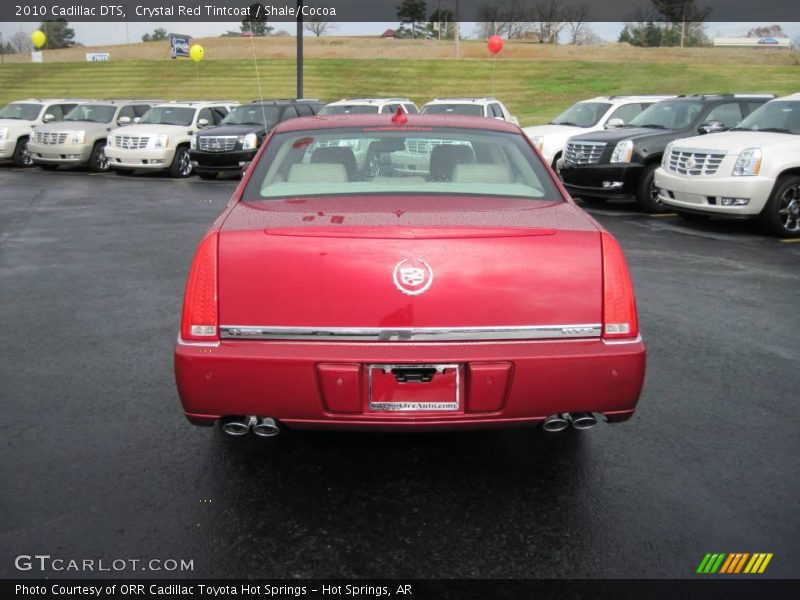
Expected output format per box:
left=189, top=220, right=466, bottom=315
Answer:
left=393, top=258, right=434, bottom=296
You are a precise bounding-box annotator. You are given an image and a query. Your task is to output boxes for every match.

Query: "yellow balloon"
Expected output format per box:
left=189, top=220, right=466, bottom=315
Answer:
left=189, top=44, right=204, bottom=63
left=31, top=30, right=46, bottom=48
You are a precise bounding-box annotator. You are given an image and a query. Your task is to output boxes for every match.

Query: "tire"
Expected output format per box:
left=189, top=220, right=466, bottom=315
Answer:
left=11, top=137, right=34, bottom=167
left=169, top=146, right=193, bottom=178
left=580, top=196, right=607, bottom=205
left=676, top=211, right=710, bottom=222
left=760, top=175, right=800, bottom=238
left=635, top=163, right=668, bottom=214
left=114, top=168, right=135, bottom=176
left=197, top=171, right=218, bottom=180
left=39, top=164, right=59, bottom=171
left=88, top=142, right=109, bottom=172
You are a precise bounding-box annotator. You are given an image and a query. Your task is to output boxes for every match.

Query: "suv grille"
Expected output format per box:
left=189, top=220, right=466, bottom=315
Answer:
left=405, top=139, right=468, bottom=154
left=198, top=136, right=237, bottom=152
left=666, top=148, right=726, bottom=176
left=113, top=135, right=149, bottom=150
left=35, top=131, right=68, bottom=145
left=565, top=141, right=606, bottom=165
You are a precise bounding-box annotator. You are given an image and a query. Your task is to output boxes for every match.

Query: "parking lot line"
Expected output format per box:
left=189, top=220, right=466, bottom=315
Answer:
left=649, top=213, right=678, bottom=218
left=779, top=238, right=800, bottom=243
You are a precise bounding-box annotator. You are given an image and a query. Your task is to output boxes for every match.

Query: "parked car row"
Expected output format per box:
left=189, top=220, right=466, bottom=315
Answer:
left=2, top=93, right=798, bottom=236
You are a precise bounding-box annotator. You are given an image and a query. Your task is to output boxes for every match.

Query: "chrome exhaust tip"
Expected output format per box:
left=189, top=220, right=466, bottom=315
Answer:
left=252, top=417, right=280, bottom=438
left=570, top=412, right=598, bottom=430
left=542, top=413, right=571, bottom=433
left=220, top=415, right=256, bottom=437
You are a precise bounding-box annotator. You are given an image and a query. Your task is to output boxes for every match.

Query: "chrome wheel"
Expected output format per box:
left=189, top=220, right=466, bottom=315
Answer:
left=96, top=147, right=108, bottom=171
left=20, top=141, right=33, bottom=167
left=179, top=149, right=192, bottom=177
left=777, top=185, right=800, bottom=233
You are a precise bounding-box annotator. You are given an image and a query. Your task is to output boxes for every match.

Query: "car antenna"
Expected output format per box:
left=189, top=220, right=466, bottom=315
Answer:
left=247, top=19, right=269, bottom=127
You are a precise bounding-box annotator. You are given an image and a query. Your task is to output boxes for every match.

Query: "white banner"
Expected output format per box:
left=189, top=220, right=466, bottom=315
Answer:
left=86, top=52, right=111, bottom=62
left=31, top=51, right=43, bottom=63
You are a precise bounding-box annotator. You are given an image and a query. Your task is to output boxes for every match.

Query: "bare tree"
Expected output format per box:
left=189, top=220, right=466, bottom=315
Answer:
left=476, top=1, right=531, bottom=40
left=529, top=0, right=566, bottom=44
left=563, top=4, right=592, bottom=44
left=10, top=31, right=32, bottom=54
left=304, top=16, right=336, bottom=37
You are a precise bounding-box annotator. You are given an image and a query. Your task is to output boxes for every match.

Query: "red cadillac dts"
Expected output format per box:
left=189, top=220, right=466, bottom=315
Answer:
left=174, top=111, right=646, bottom=438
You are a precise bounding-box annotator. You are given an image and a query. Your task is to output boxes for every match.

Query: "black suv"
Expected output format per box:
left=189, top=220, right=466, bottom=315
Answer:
left=560, top=94, right=774, bottom=212
left=190, top=99, right=324, bottom=179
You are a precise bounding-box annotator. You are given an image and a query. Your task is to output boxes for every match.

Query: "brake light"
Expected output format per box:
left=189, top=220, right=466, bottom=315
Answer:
left=601, top=232, right=638, bottom=339
left=180, top=232, right=219, bottom=341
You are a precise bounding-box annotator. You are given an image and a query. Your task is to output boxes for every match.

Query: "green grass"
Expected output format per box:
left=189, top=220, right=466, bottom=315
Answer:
left=1, top=58, right=797, bottom=125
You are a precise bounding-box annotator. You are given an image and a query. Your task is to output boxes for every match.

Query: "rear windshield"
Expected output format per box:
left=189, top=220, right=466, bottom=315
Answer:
left=550, top=102, right=611, bottom=127
left=138, top=106, right=196, bottom=126
left=629, top=100, right=703, bottom=130
left=319, top=105, right=380, bottom=115
left=223, top=105, right=282, bottom=127
left=422, top=104, right=485, bottom=117
left=65, top=104, right=117, bottom=123
left=733, top=101, right=800, bottom=135
left=0, top=103, right=43, bottom=120
left=242, top=127, right=561, bottom=202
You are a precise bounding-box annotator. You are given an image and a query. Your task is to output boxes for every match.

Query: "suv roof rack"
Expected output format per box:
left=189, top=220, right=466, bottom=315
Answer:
left=336, top=97, right=412, bottom=103
left=248, top=98, right=322, bottom=104
left=432, top=97, right=497, bottom=101
left=166, top=99, right=239, bottom=105
left=678, top=93, right=776, bottom=99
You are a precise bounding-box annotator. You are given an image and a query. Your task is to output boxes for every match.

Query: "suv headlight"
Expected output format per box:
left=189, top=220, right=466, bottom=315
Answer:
left=529, top=135, right=544, bottom=151
left=732, top=148, right=762, bottom=176
left=149, top=134, right=168, bottom=149
left=0, top=127, right=8, bottom=140
left=190, top=135, right=196, bottom=149
left=610, top=140, right=634, bottom=163
left=240, top=133, right=258, bottom=150
left=69, top=130, right=86, bottom=145
left=662, top=142, right=674, bottom=168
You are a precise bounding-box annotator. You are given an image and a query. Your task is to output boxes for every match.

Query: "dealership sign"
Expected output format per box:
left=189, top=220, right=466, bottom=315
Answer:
left=169, top=35, right=191, bottom=59
left=86, top=53, right=111, bottom=62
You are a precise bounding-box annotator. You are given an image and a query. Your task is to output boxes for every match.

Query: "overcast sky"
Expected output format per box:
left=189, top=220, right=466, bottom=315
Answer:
left=1, top=21, right=798, bottom=47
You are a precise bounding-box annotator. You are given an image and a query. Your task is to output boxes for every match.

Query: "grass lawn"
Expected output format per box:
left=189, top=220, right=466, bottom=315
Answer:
left=0, top=57, right=797, bottom=126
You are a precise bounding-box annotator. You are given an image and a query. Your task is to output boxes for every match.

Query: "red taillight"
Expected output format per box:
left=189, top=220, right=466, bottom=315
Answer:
left=180, top=232, right=219, bottom=341
left=601, top=232, right=639, bottom=339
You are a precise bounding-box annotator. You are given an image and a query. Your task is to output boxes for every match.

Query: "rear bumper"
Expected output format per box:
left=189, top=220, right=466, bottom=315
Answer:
left=190, top=148, right=257, bottom=172
left=561, top=163, right=644, bottom=198
left=28, top=141, right=93, bottom=164
left=175, top=337, right=646, bottom=431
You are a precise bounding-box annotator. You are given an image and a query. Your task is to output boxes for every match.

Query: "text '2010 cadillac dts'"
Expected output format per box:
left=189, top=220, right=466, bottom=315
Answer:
left=174, top=111, right=646, bottom=438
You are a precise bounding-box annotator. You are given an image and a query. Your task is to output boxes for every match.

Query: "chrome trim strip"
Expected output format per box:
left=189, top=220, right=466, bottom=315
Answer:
left=602, top=334, right=643, bottom=345
left=368, top=364, right=461, bottom=412
left=219, top=324, right=602, bottom=342
left=176, top=334, right=221, bottom=348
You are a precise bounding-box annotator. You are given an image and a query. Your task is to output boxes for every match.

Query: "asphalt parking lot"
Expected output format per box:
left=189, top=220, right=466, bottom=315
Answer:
left=1, top=166, right=798, bottom=579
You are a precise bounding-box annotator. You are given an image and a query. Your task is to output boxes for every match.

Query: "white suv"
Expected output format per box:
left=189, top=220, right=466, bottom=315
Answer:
left=319, top=98, right=419, bottom=116
left=523, top=95, right=674, bottom=168
left=655, top=93, right=800, bottom=237
left=421, top=97, right=519, bottom=125
left=105, top=100, right=238, bottom=177
left=0, top=98, right=85, bottom=166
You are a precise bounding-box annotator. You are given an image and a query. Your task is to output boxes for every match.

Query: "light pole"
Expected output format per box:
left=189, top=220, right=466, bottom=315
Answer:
left=296, top=0, right=304, bottom=99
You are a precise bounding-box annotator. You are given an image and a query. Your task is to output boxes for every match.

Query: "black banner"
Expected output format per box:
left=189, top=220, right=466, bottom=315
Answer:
left=2, top=0, right=800, bottom=23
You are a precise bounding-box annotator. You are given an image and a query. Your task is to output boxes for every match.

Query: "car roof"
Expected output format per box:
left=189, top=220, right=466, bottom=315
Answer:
left=775, top=93, right=800, bottom=101
left=426, top=97, right=498, bottom=104
left=582, top=95, right=675, bottom=103
left=327, top=98, right=414, bottom=105
left=248, top=98, right=323, bottom=105
left=273, top=113, right=520, bottom=134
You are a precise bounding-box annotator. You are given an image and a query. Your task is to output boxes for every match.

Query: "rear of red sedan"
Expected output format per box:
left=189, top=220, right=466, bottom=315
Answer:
left=174, top=114, right=645, bottom=437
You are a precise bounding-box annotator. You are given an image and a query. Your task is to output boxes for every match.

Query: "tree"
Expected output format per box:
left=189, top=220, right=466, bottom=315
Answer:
left=746, top=25, right=786, bottom=38
left=618, top=0, right=709, bottom=47
left=38, top=19, right=76, bottom=49
left=529, top=0, right=566, bottom=44
left=141, top=28, right=168, bottom=43
left=563, top=4, right=592, bottom=44
left=304, top=16, right=336, bottom=37
left=10, top=31, right=32, bottom=54
left=396, top=0, right=427, bottom=39
left=429, top=7, right=455, bottom=39
left=241, top=2, right=274, bottom=36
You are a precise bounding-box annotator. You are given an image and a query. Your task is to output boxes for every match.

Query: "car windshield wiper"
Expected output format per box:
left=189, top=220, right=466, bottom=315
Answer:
left=551, top=121, right=579, bottom=126
left=636, top=123, right=668, bottom=129
left=753, top=127, right=793, bottom=134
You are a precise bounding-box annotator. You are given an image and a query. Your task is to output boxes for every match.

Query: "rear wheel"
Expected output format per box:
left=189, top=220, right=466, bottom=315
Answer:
left=197, top=171, right=218, bottom=180
left=760, top=175, right=800, bottom=238
left=12, top=137, right=33, bottom=167
left=88, top=142, right=108, bottom=172
left=169, top=146, right=193, bottom=178
left=635, top=163, right=668, bottom=214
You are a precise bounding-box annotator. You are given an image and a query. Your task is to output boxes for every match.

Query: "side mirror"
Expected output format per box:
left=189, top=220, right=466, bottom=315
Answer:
left=241, top=162, right=251, bottom=177
left=197, top=118, right=210, bottom=128
left=133, top=117, right=141, bottom=124
left=118, top=116, right=131, bottom=125
left=699, top=120, right=726, bottom=134
left=43, top=113, right=56, bottom=123
left=605, top=118, right=625, bottom=129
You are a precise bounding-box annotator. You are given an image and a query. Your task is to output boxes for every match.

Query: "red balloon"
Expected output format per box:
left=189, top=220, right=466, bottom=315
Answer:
left=487, top=35, right=504, bottom=55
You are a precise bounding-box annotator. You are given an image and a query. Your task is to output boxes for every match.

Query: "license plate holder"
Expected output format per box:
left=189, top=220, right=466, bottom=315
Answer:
left=368, top=363, right=460, bottom=412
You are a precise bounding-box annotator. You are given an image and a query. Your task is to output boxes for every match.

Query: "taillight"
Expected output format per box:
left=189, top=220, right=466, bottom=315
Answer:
left=601, top=232, right=639, bottom=339
left=180, top=232, right=219, bottom=341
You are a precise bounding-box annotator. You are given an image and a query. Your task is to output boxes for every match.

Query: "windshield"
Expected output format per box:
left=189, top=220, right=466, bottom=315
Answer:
left=65, top=104, right=117, bottom=123
left=138, top=106, right=196, bottom=126
left=319, top=105, right=380, bottom=115
left=629, top=100, right=702, bottom=130
left=242, top=127, right=560, bottom=202
left=733, top=101, right=800, bottom=135
left=222, top=105, right=281, bottom=126
left=421, top=104, right=485, bottom=117
left=550, top=102, right=612, bottom=127
left=0, top=103, right=43, bottom=120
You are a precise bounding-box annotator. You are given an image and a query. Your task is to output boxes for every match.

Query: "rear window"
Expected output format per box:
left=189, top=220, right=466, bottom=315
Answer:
left=421, top=104, right=485, bottom=117
left=242, top=127, right=561, bottom=202
left=319, top=105, right=380, bottom=115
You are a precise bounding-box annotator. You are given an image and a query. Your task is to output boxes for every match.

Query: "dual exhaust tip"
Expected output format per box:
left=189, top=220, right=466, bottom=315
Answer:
left=221, top=415, right=280, bottom=438
left=542, top=412, right=598, bottom=432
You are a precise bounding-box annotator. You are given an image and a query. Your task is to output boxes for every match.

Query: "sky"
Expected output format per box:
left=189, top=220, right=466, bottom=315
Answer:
left=1, top=21, right=798, bottom=48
